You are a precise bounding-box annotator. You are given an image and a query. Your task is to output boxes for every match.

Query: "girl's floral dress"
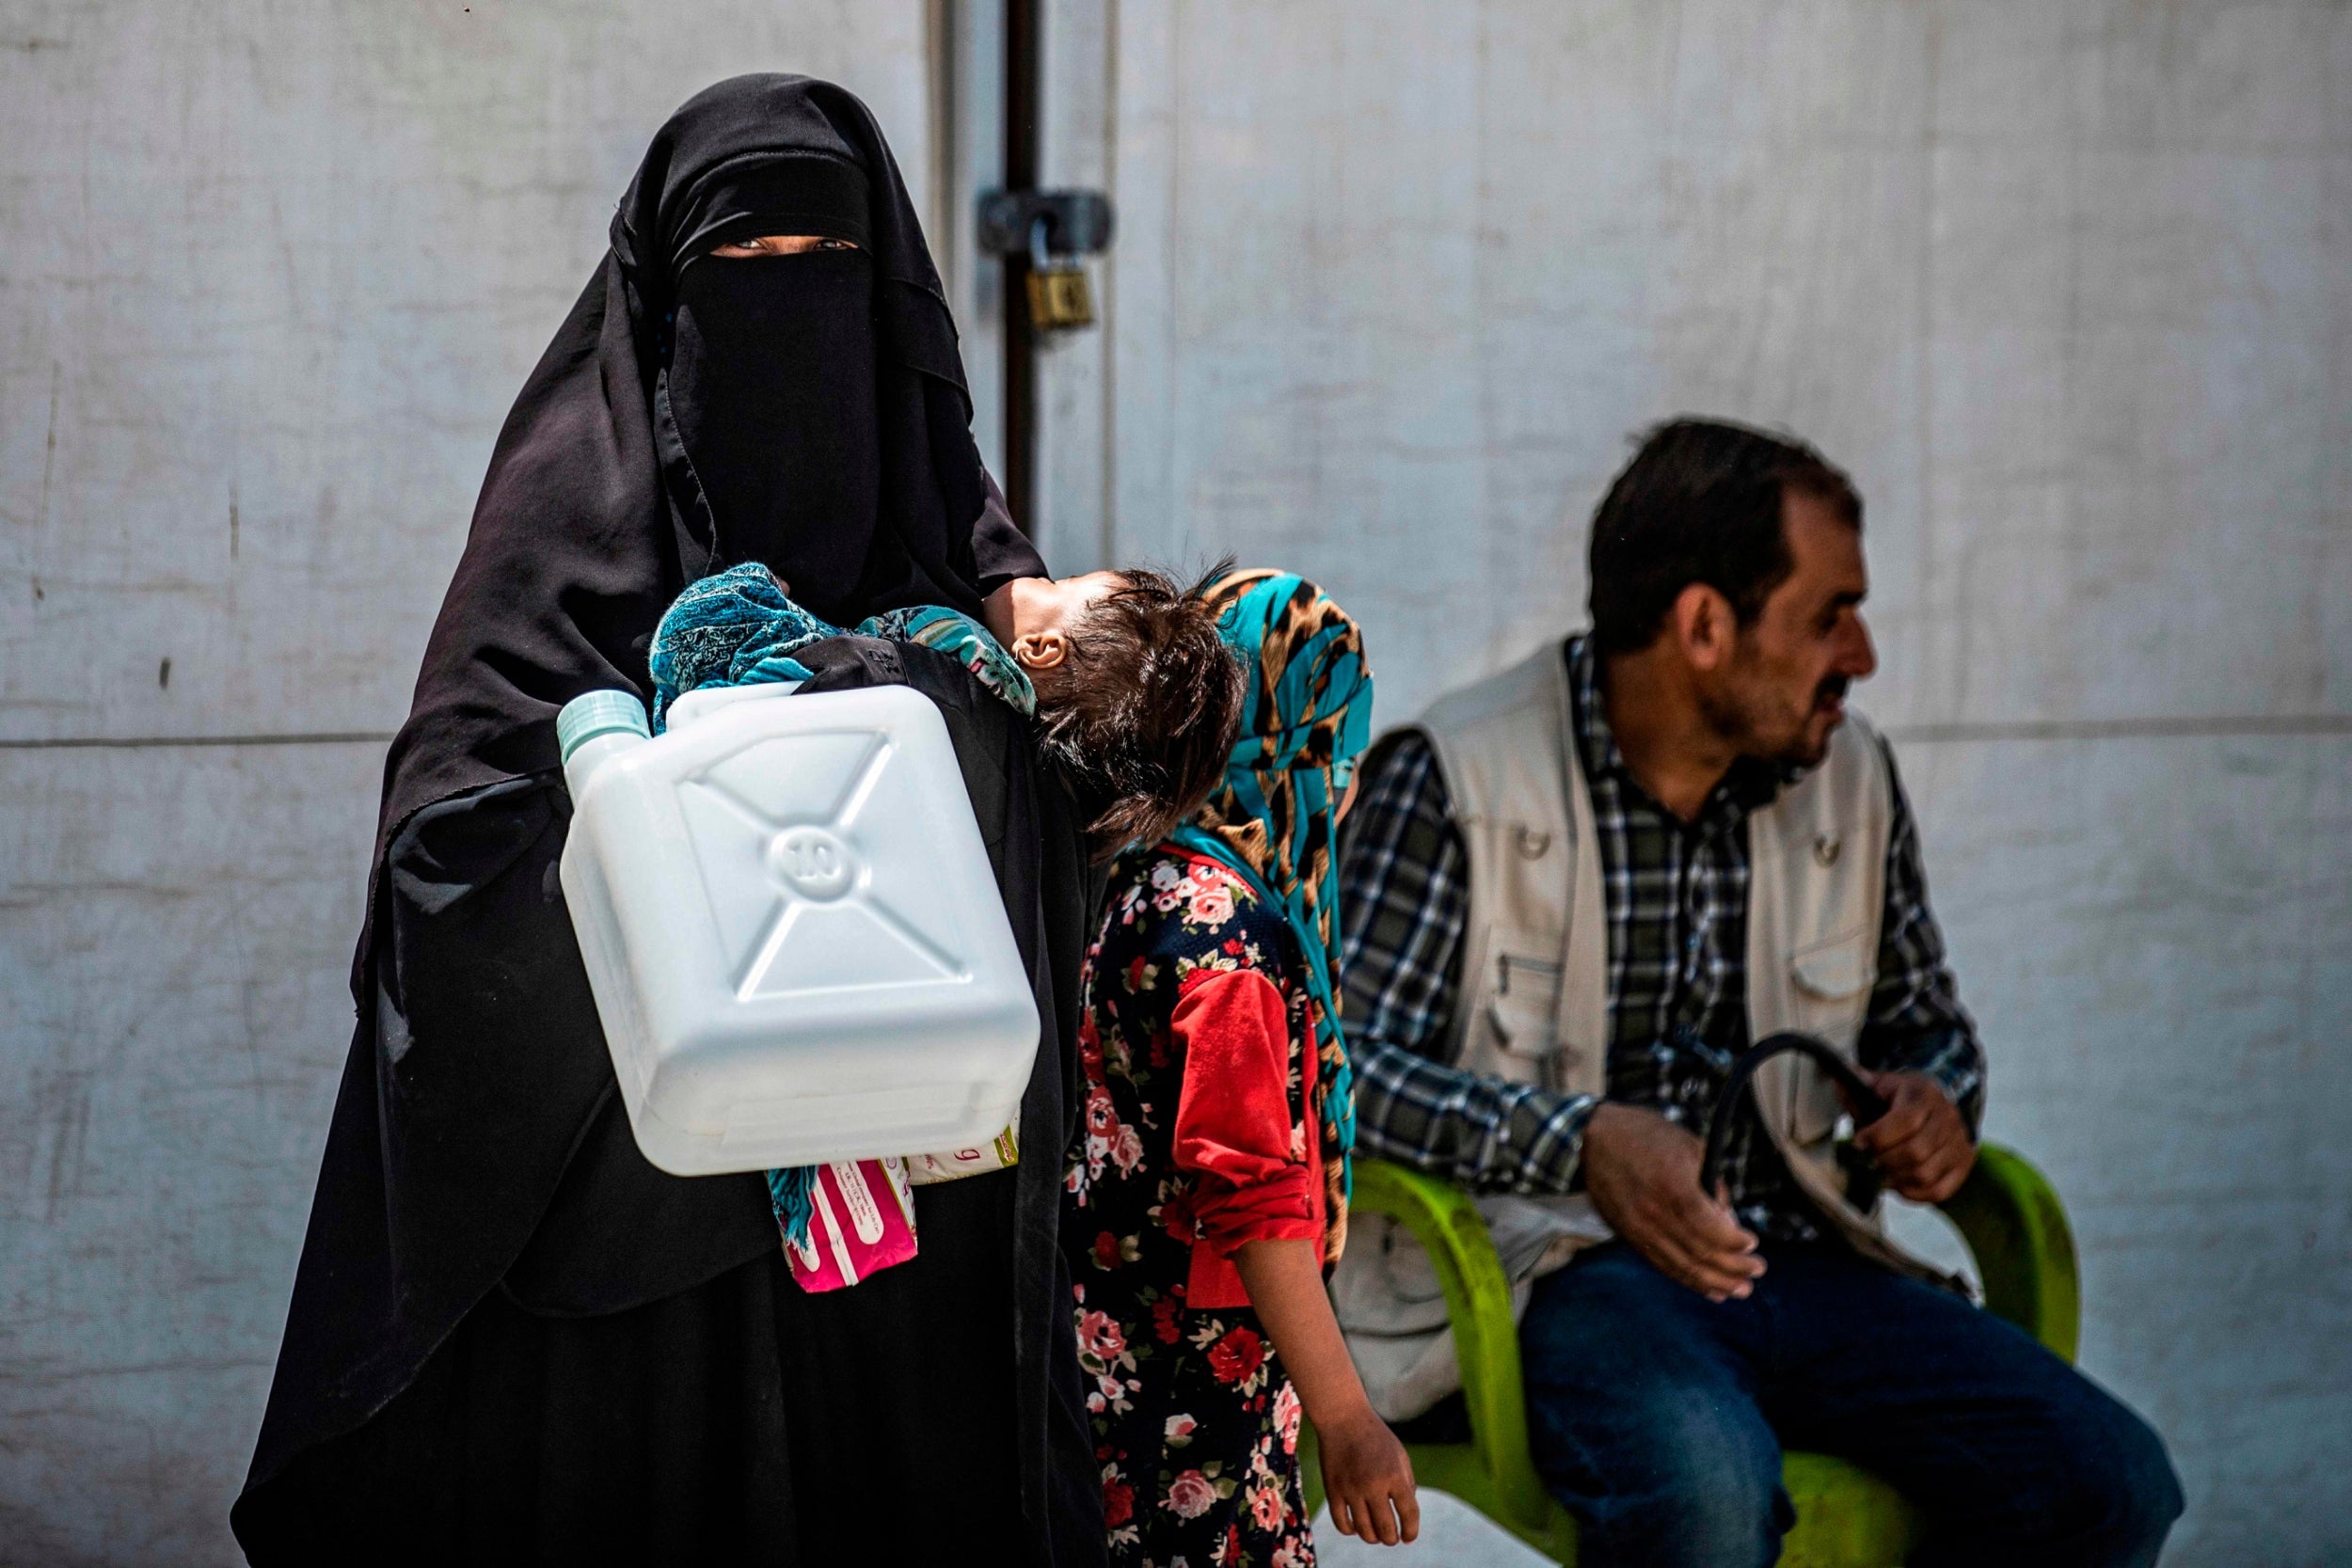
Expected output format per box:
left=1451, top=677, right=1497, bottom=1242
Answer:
left=1065, top=845, right=1331, bottom=1568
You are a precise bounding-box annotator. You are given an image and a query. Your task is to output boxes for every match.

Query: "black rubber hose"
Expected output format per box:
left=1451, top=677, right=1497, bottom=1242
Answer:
left=1696, top=1031, right=1891, bottom=1197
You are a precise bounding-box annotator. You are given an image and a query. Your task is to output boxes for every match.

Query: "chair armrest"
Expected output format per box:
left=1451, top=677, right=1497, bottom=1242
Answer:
left=1936, top=1143, right=2080, bottom=1363
left=1351, top=1160, right=1557, bottom=1533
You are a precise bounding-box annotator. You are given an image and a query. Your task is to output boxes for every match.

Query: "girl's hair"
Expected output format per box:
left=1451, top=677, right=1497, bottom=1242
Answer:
left=1037, top=561, right=1245, bottom=855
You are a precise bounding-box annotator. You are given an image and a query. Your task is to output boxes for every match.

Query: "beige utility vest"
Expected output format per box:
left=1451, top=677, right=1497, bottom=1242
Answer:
left=1412, top=642, right=1939, bottom=1278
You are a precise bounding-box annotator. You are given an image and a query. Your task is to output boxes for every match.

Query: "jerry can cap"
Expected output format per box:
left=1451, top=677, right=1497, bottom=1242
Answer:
left=557, top=689, right=650, bottom=763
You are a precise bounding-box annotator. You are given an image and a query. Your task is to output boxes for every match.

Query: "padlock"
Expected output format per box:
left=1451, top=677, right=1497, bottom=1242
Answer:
left=1033, top=266, right=1095, bottom=330
left=1024, top=216, right=1096, bottom=332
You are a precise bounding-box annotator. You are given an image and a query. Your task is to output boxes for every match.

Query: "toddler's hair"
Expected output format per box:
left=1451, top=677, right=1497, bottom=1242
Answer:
left=1037, top=562, right=1244, bottom=855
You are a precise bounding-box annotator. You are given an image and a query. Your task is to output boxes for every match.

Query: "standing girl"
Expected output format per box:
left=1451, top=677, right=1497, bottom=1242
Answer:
left=1065, top=570, right=1419, bottom=1564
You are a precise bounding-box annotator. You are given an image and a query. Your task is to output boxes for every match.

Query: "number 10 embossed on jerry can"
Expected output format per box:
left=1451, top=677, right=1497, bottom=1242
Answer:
left=554, top=682, right=1040, bottom=1177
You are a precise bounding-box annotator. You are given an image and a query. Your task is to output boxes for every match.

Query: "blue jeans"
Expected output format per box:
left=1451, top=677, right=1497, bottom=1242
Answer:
left=1520, top=1241, right=2183, bottom=1568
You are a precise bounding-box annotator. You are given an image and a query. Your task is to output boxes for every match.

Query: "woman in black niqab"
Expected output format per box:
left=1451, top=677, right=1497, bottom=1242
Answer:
left=232, top=76, right=1104, bottom=1567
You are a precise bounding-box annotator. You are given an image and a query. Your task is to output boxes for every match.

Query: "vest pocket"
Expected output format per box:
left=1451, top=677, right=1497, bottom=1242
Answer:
left=1483, top=952, right=1565, bottom=1067
left=1784, top=929, right=1873, bottom=1144
left=1789, top=929, right=1872, bottom=1001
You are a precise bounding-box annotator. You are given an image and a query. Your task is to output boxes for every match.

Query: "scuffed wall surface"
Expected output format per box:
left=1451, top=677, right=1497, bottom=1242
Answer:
left=0, top=0, right=928, bottom=741
left=1095, top=2, right=2350, bottom=1562
left=3, top=0, right=2346, bottom=1562
left=1104, top=0, right=2348, bottom=727
left=0, top=5, right=926, bottom=1561
left=0, top=746, right=378, bottom=1564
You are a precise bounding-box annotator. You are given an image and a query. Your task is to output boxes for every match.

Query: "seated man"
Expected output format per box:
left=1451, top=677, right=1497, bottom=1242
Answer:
left=1333, top=419, right=2182, bottom=1566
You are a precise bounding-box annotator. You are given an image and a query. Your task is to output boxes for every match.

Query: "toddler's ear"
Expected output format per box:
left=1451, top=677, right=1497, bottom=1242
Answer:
left=1012, top=629, right=1072, bottom=673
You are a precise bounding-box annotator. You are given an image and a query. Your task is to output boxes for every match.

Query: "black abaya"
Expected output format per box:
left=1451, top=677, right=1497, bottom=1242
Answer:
left=233, top=74, right=1102, bottom=1567
left=238, top=641, right=1106, bottom=1565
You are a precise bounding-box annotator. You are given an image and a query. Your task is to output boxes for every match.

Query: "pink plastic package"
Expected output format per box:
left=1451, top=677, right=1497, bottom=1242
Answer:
left=784, top=1157, right=921, bottom=1292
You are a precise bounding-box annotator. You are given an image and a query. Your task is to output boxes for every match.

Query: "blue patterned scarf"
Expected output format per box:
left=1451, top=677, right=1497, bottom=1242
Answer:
left=648, top=562, right=1033, bottom=733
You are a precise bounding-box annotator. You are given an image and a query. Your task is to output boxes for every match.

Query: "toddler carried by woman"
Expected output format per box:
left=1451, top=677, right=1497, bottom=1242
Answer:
left=648, top=559, right=1243, bottom=1291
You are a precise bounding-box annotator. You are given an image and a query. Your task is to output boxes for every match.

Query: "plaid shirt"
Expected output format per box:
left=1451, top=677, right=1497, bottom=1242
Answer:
left=1337, top=636, right=1984, bottom=1240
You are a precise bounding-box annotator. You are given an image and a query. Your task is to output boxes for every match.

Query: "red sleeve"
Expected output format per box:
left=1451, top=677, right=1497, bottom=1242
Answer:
left=1170, top=967, right=1322, bottom=1257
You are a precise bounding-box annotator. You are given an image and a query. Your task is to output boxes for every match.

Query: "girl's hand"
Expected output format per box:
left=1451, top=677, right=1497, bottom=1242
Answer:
left=1317, top=1404, right=1420, bottom=1545
left=1227, top=1238, right=1420, bottom=1544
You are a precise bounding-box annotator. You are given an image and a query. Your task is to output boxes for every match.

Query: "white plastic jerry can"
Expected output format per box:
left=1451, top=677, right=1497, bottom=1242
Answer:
left=554, top=681, right=1040, bottom=1177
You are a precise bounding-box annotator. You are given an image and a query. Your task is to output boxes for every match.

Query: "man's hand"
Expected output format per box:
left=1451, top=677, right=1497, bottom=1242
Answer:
left=1851, top=1069, right=1975, bottom=1203
left=1581, top=1102, right=1765, bottom=1302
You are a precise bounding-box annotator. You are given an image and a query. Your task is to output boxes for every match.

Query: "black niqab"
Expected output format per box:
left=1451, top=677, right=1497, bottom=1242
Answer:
left=669, top=246, right=882, bottom=601
left=235, top=76, right=1099, bottom=1567
left=369, top=73, right=1039, bottom=915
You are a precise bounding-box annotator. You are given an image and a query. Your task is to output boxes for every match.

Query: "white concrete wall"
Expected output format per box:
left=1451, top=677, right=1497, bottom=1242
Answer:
left=4, top=1, right=2346, bottom=1563
left=1072, top=2, right=2350, bottom=1563
left=0, top=5, right=930, bottom=1561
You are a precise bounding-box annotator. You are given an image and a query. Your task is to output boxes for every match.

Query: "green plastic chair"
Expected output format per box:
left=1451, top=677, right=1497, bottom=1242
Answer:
left=1310, top=1147, right=2078, bottom=1565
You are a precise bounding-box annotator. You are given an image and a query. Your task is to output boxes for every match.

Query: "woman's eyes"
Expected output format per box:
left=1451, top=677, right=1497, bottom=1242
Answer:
left=715, top=236, right=859, bottom=258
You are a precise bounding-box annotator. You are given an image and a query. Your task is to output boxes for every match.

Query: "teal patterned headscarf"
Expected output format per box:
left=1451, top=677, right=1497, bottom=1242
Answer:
left=1168, top=568, right=1374, bottom=1259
